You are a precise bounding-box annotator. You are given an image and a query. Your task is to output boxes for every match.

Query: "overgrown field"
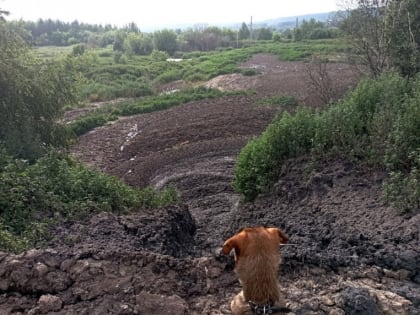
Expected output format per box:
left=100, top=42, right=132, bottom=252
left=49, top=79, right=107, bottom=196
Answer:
left=40, top=39, right=350, bottom=103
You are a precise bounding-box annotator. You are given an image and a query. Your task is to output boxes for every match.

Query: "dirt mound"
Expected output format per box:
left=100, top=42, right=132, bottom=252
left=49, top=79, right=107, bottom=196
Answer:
left=1, top=54, right=418, bottom=314
left=228, top=157, right=419, bottom=276
left=47, top=205, right=196, bottom=258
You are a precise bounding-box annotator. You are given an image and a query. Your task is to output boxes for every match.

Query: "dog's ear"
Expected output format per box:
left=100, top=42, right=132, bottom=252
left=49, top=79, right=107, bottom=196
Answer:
left=222, top=231, right=247, bottom=256
left=267, top=227, right=288, bottom=244
left=222, top=237, right=238, bottom=255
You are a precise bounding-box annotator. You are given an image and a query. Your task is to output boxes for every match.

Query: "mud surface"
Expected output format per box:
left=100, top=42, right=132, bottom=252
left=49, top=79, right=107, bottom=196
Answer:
left=1, top=54, right=419, bottom=314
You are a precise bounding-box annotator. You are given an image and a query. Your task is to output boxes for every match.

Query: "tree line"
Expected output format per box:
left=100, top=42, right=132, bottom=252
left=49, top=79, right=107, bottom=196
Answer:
left=7, top=17, right=339, bottom=54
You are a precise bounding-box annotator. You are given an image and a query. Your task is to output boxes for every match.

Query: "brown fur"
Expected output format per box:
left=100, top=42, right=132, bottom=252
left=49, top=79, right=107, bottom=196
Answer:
left=222, top=227, right=288, bottom=315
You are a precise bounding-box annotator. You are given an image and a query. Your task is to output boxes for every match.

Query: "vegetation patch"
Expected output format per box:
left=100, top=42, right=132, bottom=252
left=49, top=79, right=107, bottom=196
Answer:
left=234, top=73, right=420, bottom=212
left=258, top=95, right=300, bottom=108
left=0, top=151, right=178, bottom=252
left=46, top=39, right=350, bottom=103
left=68, top=87, right=238, bottom=136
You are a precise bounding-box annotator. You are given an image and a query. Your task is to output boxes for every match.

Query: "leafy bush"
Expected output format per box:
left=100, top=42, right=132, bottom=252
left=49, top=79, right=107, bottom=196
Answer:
left=69, top=113, right=118, bottom=136
left=384, top=152, right=420, bottom=213
left=0, top=223, right=29, bottom=253
left=234, top=108, right=316, bottom=200
left=385, top=80, right=420, bottom=172
left=0, top=22, right=76, bottom=160
left=0, top=151, right=178, bottom=252
left=313, top=73, right=411, bottom=158
left=72, top=44, right=86, bottom=56
left=241, top=68, right=258, bottom=76
left=234, top=73, right=420, bottom=208
left=382, top=79, right=420, bottom=212
left=153, top=69, right=183, bottom=85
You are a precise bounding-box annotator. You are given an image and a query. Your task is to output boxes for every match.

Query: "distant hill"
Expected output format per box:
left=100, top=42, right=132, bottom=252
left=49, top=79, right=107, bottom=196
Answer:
left=255, top=12, right=337, bottom=29
left=150, top=11, right=338, bottom=32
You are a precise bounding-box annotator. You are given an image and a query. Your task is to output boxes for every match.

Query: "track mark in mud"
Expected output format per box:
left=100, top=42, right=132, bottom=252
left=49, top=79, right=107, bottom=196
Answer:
left=150, top=154, right=241, bottom=255
left=120, top=123, right=141, bottom=152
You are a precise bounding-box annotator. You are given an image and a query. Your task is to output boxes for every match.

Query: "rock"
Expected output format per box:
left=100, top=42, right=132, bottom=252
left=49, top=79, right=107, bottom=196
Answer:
left=392, top=281, right=420, bottom=308
left=338, top=287, right=380, bottom=315
left=34, top=263, right=49, bottom=276
left=135, top=292, right=188, bottom=314
left=38, top=294, right=63, bottom=313
left=397, top=269, right=412, bottom=281
left=321, top=295, right=335, bottom=306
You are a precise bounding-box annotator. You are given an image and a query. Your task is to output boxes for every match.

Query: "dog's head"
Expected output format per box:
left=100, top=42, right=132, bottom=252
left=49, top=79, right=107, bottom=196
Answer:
left=222, top=226, right=288, bottom=261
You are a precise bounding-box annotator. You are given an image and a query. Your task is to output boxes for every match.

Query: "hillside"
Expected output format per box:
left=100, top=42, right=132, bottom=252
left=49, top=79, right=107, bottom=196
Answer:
left=0, top=55, right=418, bottom=314
left=254, top=12, right=336, bottom=29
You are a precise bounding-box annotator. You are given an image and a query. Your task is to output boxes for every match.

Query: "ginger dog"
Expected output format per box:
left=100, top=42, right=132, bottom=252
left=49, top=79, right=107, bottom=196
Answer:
left=223, top=226, right=290, bottom=315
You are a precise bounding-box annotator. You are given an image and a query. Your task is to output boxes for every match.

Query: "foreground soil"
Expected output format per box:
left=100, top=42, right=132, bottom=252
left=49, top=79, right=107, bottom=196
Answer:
left=1, top=55, right=419, bottom=314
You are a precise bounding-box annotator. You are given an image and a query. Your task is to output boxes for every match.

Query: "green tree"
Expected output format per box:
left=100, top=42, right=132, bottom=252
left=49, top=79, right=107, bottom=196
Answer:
left=339, top=0, right=391, bottom=77
left=238, top=22, right=250, bottom=40
left=386, top=0, right=420, bottom=77
left=255, top=27, right=273, bottom=40
left=125, top=21, right=140, bottom=33
left=0, top=21, right=76, bottom=160
left=124, top=33, right=153, bottom=55
left=0, top=8, right=9, bottom=21
left=339, top=0, right=419, bottom=77
left=72, top=43, right=86, bottom=56
left=153, top=29, right=177, bottom=55
left=113, top=30, right=126, bottom=52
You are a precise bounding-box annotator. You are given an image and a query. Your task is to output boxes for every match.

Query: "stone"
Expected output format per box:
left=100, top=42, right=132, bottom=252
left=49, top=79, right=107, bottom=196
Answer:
left=135, top=292, right=188, bottom=314
left=338, top=287, right=380, bottom=315
left=38, top=294, right=63, bottom=313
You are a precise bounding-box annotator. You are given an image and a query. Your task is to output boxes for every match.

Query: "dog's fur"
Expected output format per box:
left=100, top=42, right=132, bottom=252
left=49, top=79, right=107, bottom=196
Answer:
left=222, top=227, right=289, bottom=315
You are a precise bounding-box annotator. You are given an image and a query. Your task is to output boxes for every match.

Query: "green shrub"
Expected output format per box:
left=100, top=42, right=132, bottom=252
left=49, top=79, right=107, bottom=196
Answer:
left=384, top=153, right=420, bottom=213
left=0, top=151, right=179, bottom=252
left=312, top=101, right=361, bottom=156
left=382, top=79, right=420, bottom=213
left=69, top=113, right=118, bottom=136
left=234, top=73, right=420, bottom=205
left=385, top=81, right=420, bottom=172
left=72, top=44, right=86, bottom=56
left=241, top=68, right=258, bottom=76
left=153, top=69, right=183, bottom=84
left=0, top=223, right=29, bottom=253
left=1, top=22, right=76, bottom=160
left=313, top=73, right=411, bottom=158
left=348, top=74, right=410, bottom=129
left=234, top=107, right=316, bottom=200
left=258, top=95, right=299, bottom=107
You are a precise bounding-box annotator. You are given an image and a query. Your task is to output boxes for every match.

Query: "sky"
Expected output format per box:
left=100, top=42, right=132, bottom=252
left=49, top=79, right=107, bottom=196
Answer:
left=2, top=0, right=339, bottom=30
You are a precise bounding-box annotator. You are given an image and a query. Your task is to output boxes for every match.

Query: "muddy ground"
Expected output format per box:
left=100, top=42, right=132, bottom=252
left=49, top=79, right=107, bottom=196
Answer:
left=1, top=54, right=419, bottom=315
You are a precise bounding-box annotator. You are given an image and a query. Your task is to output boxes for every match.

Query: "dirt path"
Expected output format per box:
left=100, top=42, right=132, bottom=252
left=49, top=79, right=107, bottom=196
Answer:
left=1, top=55, right=418, bottom=314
